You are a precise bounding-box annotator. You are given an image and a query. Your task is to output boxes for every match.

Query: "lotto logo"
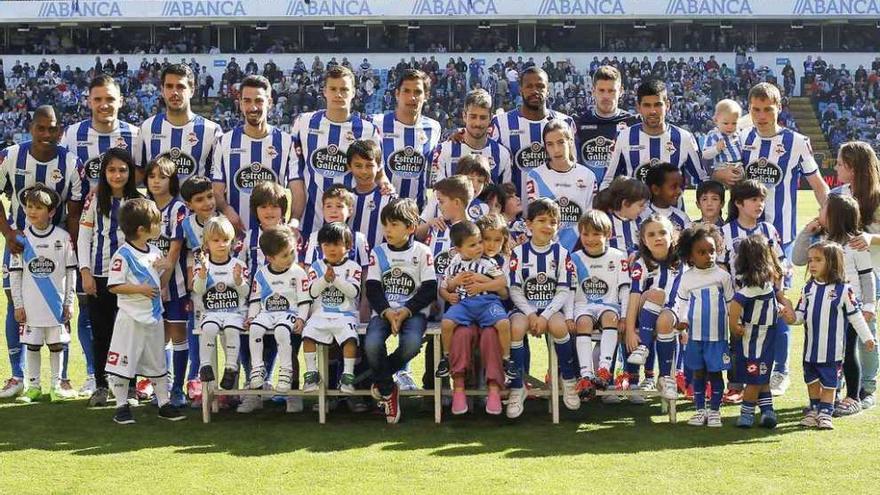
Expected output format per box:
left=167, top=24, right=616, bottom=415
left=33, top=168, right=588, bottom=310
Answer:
left=107, top=351, right=120, bottom=366
left=630, top=265, right=643, bottom=281
left=111, top=259, right=123, bottom=272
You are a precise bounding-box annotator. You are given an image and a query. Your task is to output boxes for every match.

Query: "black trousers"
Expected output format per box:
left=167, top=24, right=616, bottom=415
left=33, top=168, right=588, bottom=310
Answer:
left=88, top=277, right=119, bottom=389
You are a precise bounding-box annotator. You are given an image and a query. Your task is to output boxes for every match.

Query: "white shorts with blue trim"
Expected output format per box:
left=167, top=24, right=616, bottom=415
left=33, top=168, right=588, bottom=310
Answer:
left=303, top=315, right=358, bottom=345
left=574, top=302, right=621, bottom=324
left=21, top=325, right=70, bottom=346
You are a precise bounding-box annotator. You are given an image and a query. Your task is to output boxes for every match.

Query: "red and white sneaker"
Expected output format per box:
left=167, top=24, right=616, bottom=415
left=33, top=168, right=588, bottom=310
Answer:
left=594, top=367, right=613, bottom=389
left=575, top=377, right=595, bottom=399
left=0, top=377, right=23, bottom=399
left=136, top=378, right=153, bottom=401
left=613, top=372, right=630, bottom=392
left=675, top=370, right=688, bottom=395
left=723, top=388, right=743, bottom=405
left=383, top=385, right=401, bottom=424
left=187, top=379, right=202, bottom=409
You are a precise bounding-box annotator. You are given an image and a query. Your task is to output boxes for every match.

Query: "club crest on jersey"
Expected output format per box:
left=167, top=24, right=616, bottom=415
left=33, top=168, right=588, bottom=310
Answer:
left=617, top=122, right=628, bottom=132
left=382, top=266, right=417, bottom=301
left=186, top=132, right=200, bottom=146
left=665, top=141, right=676, bottom=154
left=344, top=131, right=356, bottom=143
left=114, top=137, right=128, bottom=150
left=514, top=141, right=547, bottom=169
left=161, top=147, right=197, bottom=176
left=266, top=145, right=278, bottom=158
left=468, top=203, right=484, bottom=220
left=774, top=142, right=787, bottom=155
left=388, top=145, right=426, bottom=178
left=50, top=169, right=64, bottom=183
left=581, top=136, right=613, bottom=166
left=234, top=162, right=278, bottom=191
left=28, top=256, right=55, bottom=278
left=418, top=131, right=428, bottom=144
left=744, top=157, right=783, bottom=186
left=310, top=144, right=348, bottom=177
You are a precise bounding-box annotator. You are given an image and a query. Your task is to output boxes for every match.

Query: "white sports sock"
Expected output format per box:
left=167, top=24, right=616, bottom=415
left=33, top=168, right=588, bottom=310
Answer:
left=199, top=332, right=215, bottom=368
left=27, top=348, right=41, bottom=388
left=222, top=327, right=240, bottom=370
left=575, top=335, right=594, bottom=377
left=110, top=375, right=129, bottom=408
left=304, top=352, right=317, bottom=373
left=343, top=357, right=355, bottom=375
left=275, top=327, right=293, bottom=372
left=249, top=326, right=265, bottom=371
left=49, top=349, right=62, bottom=386
left=152, top=376, right=170, bottom=407
left=599, top=329, right=618, bottom=368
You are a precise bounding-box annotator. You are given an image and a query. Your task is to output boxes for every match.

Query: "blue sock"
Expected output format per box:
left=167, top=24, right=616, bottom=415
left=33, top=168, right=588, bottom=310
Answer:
left=694, top=376, right=707, bottom=410
left=646, top=344, right=656, bottom=378
left=741, top=400, right=756, bottom=416
left=5, top=299, right=23, bottom=378
left=61, top=343, right=70, bottom=380
left=77, top=304, right=95, bottom=376
left=676, top=339, right=686, bottom=373
left=553, top=335, right=575, bottom=380
left=638, top=302, right=660, bottom=348
left=186, top=318, right=199, bottom=381
left=773, top=319, right=790, bottom=374
left=709, top=374, right=724, bottom=411
left=172, top=342, right=188, bottom=393
left=818, top=401, right=834, bottom=417
left=510, top=340, right=525, bottom=389
left=657, top=333, right=676, bottom=376
left=758, top=391, right=774, bottom=413
left=809, top=398, right=820, bottom=411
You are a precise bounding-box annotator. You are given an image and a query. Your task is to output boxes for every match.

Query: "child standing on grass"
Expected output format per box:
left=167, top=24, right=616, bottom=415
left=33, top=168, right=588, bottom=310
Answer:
left=782, top=241, right=876, bottom=430
left=592, top=176, right=650, bottom=256
left=106, top=198, right=184, bottom=424
left=728, top=235, right=785, bottom=428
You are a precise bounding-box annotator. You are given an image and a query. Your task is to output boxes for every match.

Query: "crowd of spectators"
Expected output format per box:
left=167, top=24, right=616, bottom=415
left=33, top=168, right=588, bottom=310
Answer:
left=811, top=55, right=880, bottom=154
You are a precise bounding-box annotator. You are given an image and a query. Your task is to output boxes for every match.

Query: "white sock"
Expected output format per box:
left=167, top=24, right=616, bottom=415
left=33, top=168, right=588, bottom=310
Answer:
left=110, top=375, right=129, bottom=408
left=249, top=326, right=265, bottom=372
left=222, top=327, right=240, bottom=370
left=26, top=348, right=41, bottom=388
left=305, top=351, right=317, bottom=373
left=199, top=332, right=215, bottom=369
left=599, top=329, right=618, bottom=369
left=343, top=357, right=355, bottom=375
left=152, top=376, right=170, bottom=407
left=49, top=349, right=62, bottom=386
left=275, top=327, right=293, bottom=372
left=576, top=335, right=593, bottom=377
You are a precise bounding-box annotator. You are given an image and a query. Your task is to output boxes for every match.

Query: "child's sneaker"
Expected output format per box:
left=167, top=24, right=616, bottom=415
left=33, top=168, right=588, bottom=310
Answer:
left=834, top=397, right=862, bottom=417
left=861, top=393, right=876, bottom=410
left=688, top=409, right=708, bottom=426
left=627, top=345, right=649, bottom=365
left=435, top=356, right=451, bottom=378
left=486, top=388, right=502, bottom=415
left=660, top=376, right=678, bottom=400
left=676, top=370, right=688, bottom=395
left=236, top=395, right=262, bottom=414
left=601, top=393, right=621, bottom=404
left=339, top=373, right=356, bottom=394
left=88, top=387, right=110, bottom=407
left=347, top=396, right=370, bottom=413
left=594, top=366, right=613, bottom=389
left=220, top=368, right=237, bottom=390
left=800, top=409, right=818, bottom=427
left=136, top=378, right=153, bottom=400
left=0, top=377, right=23, bottom=398
left=562, top=378, right=581, bottom=410
left=503, top=359, right=519, bottom=382
left=817, top=414, right=834, bottom=430
left=303, top=371, right=321, bottom=392
left=79, top=376, right=96, bottom=397
left=723, top=388, right=743, bottom=404
left=769, top=371, right=790, bottom=396
left=613, top=372, right=630, bottom=392
left=736, top=413, right=755, bottom=428
left=506, top=387, right=526, bottom=419
left=248, top=366, right=265, bottom=390
left=276, top=370, right=293, bottom=394
left=628, top=383, right=645, bottom=405
left=56, top=380, right=78, bottom=399
left=760, top=409, right=778, bottom=429
left=707, top=410, right=723, bottom=427
left=198, top=365, right=215, bottom=383
left=285, top=396, right=303, bottom=413
left=16, top=386, right=42, bottom=403
left=383, top=385, right=401, bottom=424
left=451, top=389, right=468, bottom=415
left=158, top=403, right=186, bottom=421
left=575, top=377, right=594, bottom=399
left=113, top=405, right=135, bottom=425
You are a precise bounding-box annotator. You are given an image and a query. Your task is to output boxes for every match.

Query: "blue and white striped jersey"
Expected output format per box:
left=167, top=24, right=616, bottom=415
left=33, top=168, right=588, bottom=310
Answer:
left=192, top=256, right=250, bottom=316
left=427, top=223, right=456, bottom=281
left=8, top=225, right=77, bottom=327
left=77, top=192, right=130, bottom=277
left=508, top=240, right=572, bottom=316
left=61, top=119, right=139, bottom=189
left=370, top=112, right=441, bottom=209
left=149, top=198, right=188, bottom=300
left=602, top=122, right=708, bottom=190
left=739, top=127, right=819, bottom=245
left=350, top=186, right=394, bottom=250
left=701, top=128, right=743, bottom=169
left=367, top=241, right=436, bottom=316
left=640, top=202, right=691, bottom=233
left=443, top=254, right=504, bottom=300
left=302, top=230, right=371, bottom=268
left=289, top=110, right=381, bottom=239
left=796, top=280, right=872, bottom=363
left=430, top=139, right=513, bottom=187
left=609, top=212, right=640, bottom=254
left=569, top=247, right=630, bottom=311
left=108, top=243, right=164, bottom=325
left=629, top=257, right=681, bottom=304
left=248, top=263, right=309, bottom=317
left=525, top=163, right=596, bottom=251
left=489, top=108, right=577, bottom=199
left=0, top=142, right=86, bottom=231
left=720, top=219, right=786, bottom=285
left=732, top=283, right=778, bottom=328
left=306, top=258, right=362, bottom=319
left=211, top=126, right=294, bottom=231
left=673, top=265, right=734, bottom=342
left=139, top=113, right=222, bottom=182
left=237, top=225, right=267, bottom=280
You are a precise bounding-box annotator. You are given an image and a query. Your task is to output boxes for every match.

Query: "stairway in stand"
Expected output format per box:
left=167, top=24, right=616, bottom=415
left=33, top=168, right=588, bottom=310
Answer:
left=787, top=97, right=832, bottom=167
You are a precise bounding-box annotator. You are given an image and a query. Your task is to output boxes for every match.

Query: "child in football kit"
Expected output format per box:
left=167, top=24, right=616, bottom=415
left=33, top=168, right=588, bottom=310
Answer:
left=674, top=224, right=734, bottom=427
left=105, top=198, right=184, bottom=424
left=193, top=216, right=250, bottom=391
left=437, top=221, right=512, bottom=415
left=782, top=241, right=876, bottom=430
left=247, top=226, right=310, bottom=411
left=347, top=140, right=394, bottom=251
left=568, top=210, right=630, bottom=397
left=641, top=162, right=691, bottom=233
left=728, top=236, right=785, bottom=428
left=302, top=222, right=363, bottom=394
left=695, top=180, right=726, bottom=228
left=592, top=176, right=650, bottom=256
left=10, top=186, right=76, bottom=403
left=701, top=99, right=744, bottom=180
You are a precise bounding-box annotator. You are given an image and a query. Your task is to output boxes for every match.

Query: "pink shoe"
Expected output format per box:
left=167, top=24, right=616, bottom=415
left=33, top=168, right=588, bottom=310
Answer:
left=452, top=390, right=468, bottom=415
left=486, top=389, right=502, bottom=415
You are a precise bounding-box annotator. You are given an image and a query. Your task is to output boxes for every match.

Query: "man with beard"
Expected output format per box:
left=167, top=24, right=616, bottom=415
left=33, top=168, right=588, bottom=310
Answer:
left=60, top=74, right=140, bottom=398
left=488, top=67, right=577, bottom=200
left=0, top=106, right=86, bottom=400
left=576, top=65, right=639, bottom=186
left=212, top=75, right=295, bottom=233
left=139, top=64, right=222, bottom=188
left=370, top=69, right=441, bottom=211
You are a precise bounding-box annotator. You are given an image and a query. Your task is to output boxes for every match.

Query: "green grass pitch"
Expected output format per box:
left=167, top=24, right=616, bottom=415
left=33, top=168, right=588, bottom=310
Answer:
left=2, top=191, right=878, bottom=494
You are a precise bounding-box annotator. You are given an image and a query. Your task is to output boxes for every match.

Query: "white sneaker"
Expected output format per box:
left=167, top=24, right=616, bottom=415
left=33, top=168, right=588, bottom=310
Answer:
left=248, top=367, right=265, bottom=390
left=393, top=370, right=419, bottom=391
left=627, top=345, right=649, bottom=365
left=769, top=372, right=790, bottom=396
left=639, top=378, right=657, bottom=392
left=601, top=393, right=621, bottom=404
left=688, top=409, right=708, bottom=426
left=707, top=410, right=723, bottom=427
left=0, top=377, right=23, bottom=398
left=660, top=376, right=678, bottom=400
left=236, top=395, right=262, bottom=414
left=628, top=383, right=646, bottom=405
left=285, top=396, right=303, bottom=413
left=79, top=376, right=96, bottom=397
left=505, top=387, right=526, bottom=418
left=276, top=370, right=292, bottom=394
left=55, top=380, right=79, bottom=400
left=562, top=378, right=581, bottom=410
